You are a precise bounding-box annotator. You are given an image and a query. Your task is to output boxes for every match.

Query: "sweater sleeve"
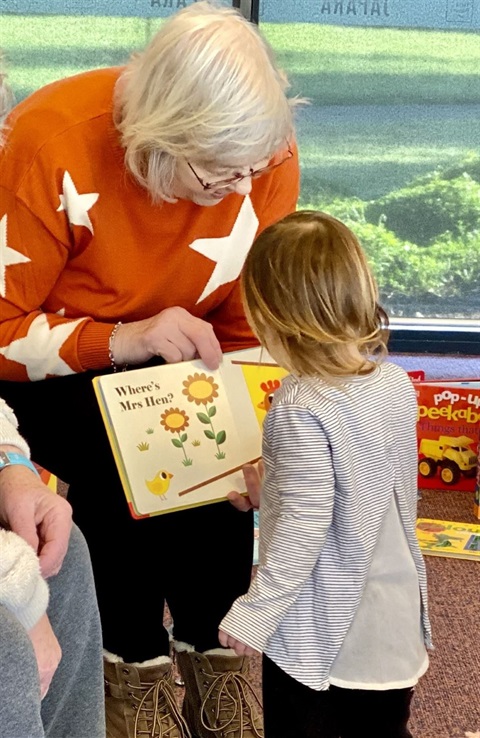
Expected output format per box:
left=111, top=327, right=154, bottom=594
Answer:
left=220, top=403, right=335, bottom=652
left=0, top=398, right=30, bottom=457
left=0, top=529, right=49, bottom=630
left=0, top=184, right=113, bottom=381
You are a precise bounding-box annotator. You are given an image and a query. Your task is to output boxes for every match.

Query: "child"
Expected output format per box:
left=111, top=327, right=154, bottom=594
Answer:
left=219, top=210, right=432, bottom=738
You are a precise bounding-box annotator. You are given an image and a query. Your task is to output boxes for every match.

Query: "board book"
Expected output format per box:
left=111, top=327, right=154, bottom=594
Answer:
left=93, top=348, right=287, bottom=519
left=416, top=518, right=480, bottom=561
left=415, top=380, right=480, bottom=492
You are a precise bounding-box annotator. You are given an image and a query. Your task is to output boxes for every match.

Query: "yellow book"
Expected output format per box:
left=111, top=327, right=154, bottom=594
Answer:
left=92, top=348, right=287, bottom=519
left=416, top=518, right=480, bottom=560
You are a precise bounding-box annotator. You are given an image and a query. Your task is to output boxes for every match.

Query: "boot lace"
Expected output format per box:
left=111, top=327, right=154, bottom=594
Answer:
left=199, top=669, right=264, bottom=737
left=128, top=675, right=191, bottom=737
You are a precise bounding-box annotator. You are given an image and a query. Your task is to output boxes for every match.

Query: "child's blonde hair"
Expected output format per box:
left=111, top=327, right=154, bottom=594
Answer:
left=242, top=210, right=389, bottom=379
left=115, top=1, right=299, bottom=201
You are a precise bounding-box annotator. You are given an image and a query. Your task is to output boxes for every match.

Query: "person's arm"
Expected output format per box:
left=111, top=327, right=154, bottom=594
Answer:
left=0, top=398, right=72, bottom=577
left=219, top=403, right=335, bottom=654
left=109, top=307, right=222, bottom=370
left=0, top=182, right=100, bottom=381
left=0, top=528, right=61, bottom=698
left=0, top=398, right=65, bottom=695
left=0, top=187, right=222, bottom=377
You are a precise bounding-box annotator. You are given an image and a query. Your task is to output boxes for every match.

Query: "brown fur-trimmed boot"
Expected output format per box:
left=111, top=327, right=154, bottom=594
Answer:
left=175, top=645, right=263, bottom=738
left=104, top=651, right=191, bottom=737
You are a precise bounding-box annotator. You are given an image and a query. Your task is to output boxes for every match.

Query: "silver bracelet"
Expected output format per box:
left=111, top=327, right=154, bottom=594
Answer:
left=108, top=321, right=126, bottom=373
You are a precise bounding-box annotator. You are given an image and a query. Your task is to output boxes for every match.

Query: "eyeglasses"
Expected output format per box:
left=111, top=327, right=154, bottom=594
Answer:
left=187, top=145, right=293, bottom=192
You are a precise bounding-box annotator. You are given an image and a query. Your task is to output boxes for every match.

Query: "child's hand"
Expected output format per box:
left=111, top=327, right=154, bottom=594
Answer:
left=227, top=460, right=263, bottom=512
left=218, top=629, right=257, bottom=657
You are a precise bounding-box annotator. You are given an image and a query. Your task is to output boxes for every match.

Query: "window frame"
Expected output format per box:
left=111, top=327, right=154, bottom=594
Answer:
left=388, top=319, right=479, bottom=355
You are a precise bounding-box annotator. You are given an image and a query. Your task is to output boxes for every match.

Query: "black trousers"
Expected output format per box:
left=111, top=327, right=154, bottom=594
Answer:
left=0, top=369, right=253, bottom=663
left=262, top=655, right=415, bottom=738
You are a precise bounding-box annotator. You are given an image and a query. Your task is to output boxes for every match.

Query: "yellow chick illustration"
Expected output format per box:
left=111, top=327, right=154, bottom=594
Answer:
left=145, top=470, right=173, bottom=499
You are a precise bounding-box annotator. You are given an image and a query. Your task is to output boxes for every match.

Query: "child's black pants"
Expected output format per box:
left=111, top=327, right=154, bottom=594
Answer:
left=263, top=654, right=415, bottom=738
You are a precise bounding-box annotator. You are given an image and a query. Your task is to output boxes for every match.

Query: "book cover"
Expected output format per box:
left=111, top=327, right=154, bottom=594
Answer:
left=416, top=518, right=480, bottom=561
left=92, top=350, right=288, bottom=519
left=415, top=380, right=480, bottom=492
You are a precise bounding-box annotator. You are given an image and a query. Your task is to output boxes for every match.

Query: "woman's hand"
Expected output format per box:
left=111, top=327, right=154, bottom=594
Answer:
left=112, top=306, right=223, bottom=370
left=0, top=462, right=73, bottom=578
left=28, top=613, right=62, bottom=699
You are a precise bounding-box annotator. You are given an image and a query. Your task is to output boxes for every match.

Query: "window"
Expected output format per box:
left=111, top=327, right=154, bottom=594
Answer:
left=258, top=0, right=480, bottom=353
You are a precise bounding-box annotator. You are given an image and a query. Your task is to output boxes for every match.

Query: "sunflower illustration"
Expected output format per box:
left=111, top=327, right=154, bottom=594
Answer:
left=182, top=374, right=226, bottom=459
left=160, top=408, right=192, bottom=466
left=160, top=408, right=189, bottom=433
left=182, top=373, right=219, bottom=406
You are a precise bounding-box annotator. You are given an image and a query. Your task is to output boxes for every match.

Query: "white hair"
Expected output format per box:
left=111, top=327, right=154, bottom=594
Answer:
left=115, top=1, right=301, bottom=201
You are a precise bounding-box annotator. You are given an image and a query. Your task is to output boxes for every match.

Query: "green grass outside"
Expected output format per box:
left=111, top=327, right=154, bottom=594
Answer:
left=0, top=16, right=164, bottom=98
left=262, top=24, right=480, bottom=203
left=263, top=23, right=480, bottom=105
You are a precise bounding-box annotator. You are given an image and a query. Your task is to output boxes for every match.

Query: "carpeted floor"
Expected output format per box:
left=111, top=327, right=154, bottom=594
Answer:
left=405, top=489, right=480, bottom=738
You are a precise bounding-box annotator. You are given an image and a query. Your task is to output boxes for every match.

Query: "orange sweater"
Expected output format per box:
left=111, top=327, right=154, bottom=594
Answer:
left=0, top=68, right=299, bottom=382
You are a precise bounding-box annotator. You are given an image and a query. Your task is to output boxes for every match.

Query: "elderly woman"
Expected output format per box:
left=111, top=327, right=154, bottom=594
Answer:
left=0, top=3, right=300, bottom=736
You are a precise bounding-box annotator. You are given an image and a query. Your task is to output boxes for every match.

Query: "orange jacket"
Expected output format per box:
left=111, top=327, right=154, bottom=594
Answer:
left=0, top=68, right=299, bottom=381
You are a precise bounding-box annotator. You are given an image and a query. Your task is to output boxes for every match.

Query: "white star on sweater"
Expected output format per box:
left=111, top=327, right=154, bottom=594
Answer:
left=190, top=196, right=259, bottom=304
left=57, top=171, right=99, bottom=234
left=0, top=214, right=31, bottom=298
left=0, top=314, right=85, bottom=380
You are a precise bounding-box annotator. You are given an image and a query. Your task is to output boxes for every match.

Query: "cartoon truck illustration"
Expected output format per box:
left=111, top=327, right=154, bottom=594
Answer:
left=418, top=435, right=478, bottom=485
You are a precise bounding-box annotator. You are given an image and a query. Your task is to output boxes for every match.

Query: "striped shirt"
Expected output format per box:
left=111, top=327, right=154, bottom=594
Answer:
left=220, top=362, right=432, bottom=691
